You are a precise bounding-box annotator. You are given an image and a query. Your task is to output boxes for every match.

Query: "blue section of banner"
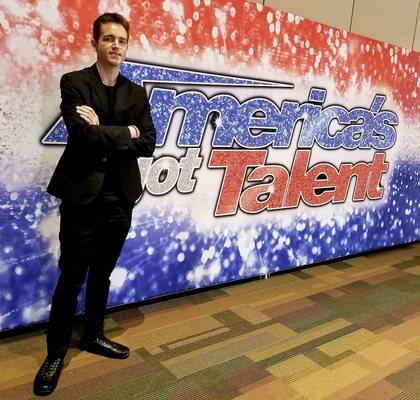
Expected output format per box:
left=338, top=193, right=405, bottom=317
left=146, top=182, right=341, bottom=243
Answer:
left=0, top=160, right=418, bottom=331
left=120, top=62, right=291, bottom=87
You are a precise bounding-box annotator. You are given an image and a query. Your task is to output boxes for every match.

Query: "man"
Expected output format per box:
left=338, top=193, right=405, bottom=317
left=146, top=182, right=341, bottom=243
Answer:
left=33, top=13, right=156, bottom=396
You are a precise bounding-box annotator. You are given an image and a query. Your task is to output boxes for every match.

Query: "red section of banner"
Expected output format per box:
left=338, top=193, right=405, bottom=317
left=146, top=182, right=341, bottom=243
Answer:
left=0, top=0, right=419, bottom=120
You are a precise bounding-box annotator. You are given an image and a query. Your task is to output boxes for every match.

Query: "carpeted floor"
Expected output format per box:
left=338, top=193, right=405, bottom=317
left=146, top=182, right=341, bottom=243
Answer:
left=0, top=243, right=419, bottom=400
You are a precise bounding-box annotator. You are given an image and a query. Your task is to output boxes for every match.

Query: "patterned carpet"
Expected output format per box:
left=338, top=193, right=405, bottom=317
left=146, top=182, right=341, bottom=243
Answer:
left=0, top=243, right=419, bottom=400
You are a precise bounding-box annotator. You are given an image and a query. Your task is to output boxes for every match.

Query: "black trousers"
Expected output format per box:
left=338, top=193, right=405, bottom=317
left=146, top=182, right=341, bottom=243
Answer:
left=46, top=192, right=133, bottom=358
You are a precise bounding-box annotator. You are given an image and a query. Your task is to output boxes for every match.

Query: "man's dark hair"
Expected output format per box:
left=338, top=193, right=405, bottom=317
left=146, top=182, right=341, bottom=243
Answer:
left=93, top=13, right=130, bottom=41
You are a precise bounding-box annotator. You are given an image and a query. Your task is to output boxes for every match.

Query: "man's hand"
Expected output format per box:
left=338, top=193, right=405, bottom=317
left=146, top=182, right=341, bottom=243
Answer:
left=76, top=106, right=99, bottom=125
left=128, top=125, right=140, bottom=139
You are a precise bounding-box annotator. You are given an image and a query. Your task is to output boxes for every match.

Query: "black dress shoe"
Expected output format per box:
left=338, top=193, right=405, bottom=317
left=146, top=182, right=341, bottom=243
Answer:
left=80, top=336, right=130, bottom=359
left=33, top=356, right=64, bottom=396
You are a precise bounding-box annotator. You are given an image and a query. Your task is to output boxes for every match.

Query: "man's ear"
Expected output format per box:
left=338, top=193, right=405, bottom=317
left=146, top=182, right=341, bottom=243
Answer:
left=91, top=39, right=97, bottom=52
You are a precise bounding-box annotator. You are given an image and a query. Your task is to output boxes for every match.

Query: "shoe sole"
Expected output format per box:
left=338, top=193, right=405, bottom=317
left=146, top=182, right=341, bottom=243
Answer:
left=34, top=388, right=55, bottom=396
left=80, top=344, right=129, bottom=359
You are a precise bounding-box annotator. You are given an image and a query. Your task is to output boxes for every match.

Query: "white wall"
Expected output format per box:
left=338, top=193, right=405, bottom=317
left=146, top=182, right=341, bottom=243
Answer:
left=250, top=0, right=420, bottom=50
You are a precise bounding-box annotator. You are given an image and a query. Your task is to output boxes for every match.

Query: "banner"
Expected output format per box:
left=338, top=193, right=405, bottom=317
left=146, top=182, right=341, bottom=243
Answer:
left=0, top=0, right=419, bottom=332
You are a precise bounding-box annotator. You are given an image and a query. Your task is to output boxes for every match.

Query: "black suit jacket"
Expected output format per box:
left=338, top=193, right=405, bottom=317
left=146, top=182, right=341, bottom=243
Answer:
left=47, top=63, right=156, bottom=205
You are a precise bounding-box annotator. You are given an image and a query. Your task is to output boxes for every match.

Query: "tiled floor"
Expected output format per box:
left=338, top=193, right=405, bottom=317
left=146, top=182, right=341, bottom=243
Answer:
left=0, top=242, right=419, bottom=399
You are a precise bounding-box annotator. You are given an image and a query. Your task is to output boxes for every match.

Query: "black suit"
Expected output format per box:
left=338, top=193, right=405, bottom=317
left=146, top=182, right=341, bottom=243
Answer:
left=46, top=64, right=156, bottom=357
left=47, top=63, right=155, bottom=204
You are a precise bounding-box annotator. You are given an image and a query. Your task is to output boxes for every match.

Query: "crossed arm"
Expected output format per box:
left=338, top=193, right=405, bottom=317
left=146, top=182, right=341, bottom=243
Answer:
left=76, top=105, right=139, bottom=139
left=60, top=74, right=156, bottom=158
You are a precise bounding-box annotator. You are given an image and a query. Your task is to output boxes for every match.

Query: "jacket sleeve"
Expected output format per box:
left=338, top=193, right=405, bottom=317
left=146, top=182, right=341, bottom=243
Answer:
left=129, top=86, right=156, bottom=158
left=60, top=73, right=133, bottom=152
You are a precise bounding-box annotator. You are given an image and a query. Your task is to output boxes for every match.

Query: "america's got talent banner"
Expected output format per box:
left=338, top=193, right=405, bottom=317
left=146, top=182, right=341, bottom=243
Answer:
left=0, top=0, right=419, bottom=331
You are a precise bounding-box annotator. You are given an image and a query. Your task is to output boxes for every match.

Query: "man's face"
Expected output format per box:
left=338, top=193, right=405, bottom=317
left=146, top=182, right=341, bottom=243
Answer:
left=92, top=22, right=128, bottom=67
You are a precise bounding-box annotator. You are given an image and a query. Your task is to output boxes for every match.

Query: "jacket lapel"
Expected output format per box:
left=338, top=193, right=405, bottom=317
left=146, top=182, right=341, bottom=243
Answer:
left=114, top=74, right=128, bottom=119
left=88, top=64, right=110, bottom=119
